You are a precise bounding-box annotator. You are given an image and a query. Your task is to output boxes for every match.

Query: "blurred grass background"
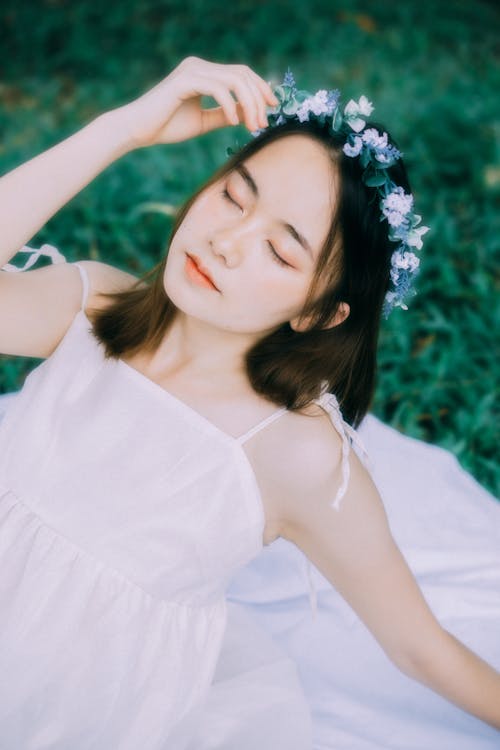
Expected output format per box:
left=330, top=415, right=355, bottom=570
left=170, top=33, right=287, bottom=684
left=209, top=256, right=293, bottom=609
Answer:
left=0, top=0, right=499, bottom=497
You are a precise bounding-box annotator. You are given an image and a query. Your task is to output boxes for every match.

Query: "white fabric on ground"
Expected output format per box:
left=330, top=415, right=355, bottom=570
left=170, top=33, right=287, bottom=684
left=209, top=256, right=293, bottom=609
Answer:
left=226, top=412, right=500, bottom=749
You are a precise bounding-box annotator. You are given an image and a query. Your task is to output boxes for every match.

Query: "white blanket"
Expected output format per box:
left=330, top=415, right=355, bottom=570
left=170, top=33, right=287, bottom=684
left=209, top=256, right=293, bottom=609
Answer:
left=226, top=412, right=500, bottom=748
left=1, top=392, right=499, bottom=748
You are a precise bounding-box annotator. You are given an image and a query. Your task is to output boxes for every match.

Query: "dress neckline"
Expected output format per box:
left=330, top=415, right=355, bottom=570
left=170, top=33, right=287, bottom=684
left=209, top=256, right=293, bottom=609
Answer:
left=116, top=355, right=288, bottom=445
left=75, top=309, right=287, bottom=447
left=116, top=356, right=278, bottom=546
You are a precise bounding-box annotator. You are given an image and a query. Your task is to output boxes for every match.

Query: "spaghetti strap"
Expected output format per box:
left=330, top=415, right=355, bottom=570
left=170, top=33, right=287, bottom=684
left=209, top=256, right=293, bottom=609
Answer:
left=72, top=263, right=90, bottom=313
left=236, top=406, right=288, bottom=445
left=303, top=381, right=374, bottom=621
left=314, top=390, right=372, bottom=512
left=1, top=243, right=67, bottom=272
left=1, top=243, right=89, bottom=320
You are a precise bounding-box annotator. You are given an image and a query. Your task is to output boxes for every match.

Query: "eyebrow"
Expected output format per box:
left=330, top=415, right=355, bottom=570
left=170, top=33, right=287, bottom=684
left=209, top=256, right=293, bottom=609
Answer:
left=234, top=164, right=314, bottom=260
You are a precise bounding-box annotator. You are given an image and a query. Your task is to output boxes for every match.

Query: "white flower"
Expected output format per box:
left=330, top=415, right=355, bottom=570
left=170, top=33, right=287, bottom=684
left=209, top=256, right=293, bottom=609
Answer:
left=357, top=95, right=374, bottom=117
left=391, top=250, right=405, bottom=268
left=382, top=187, right=414, bottom=217
left=406, top=225, right=430, bottom=250
left=296, top=98, right=312, bottom=122
left=407, top=252, right=420, bottom=271
left=344, top=99, right=359, bottom=118
left=296, top=107, right=311, bottom=122
left=392, top=250, right=420, bottom=271
left=344, top=96, right=374, bottom=133
left=295, top=91, right=332, bottom=122
left=385, top=210, right=406, bottom=227
left=343, top=136, right=363, bottom=157
left=362, top=128, right=388, bottom=149
left=309, top=90, right=330, bottom=115
left=348, top=117, right=367, bottom=133
left=390, top=267, right=400, bottom=285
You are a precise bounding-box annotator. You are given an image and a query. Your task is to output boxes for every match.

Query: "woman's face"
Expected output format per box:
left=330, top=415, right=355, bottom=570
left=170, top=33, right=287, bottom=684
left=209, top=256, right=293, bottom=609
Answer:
left=163, top=134, right=337, bottom=336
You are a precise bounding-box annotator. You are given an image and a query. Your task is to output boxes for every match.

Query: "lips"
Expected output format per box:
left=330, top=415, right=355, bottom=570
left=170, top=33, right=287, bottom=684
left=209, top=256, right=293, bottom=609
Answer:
left=187, top=253, right=220, bottom=291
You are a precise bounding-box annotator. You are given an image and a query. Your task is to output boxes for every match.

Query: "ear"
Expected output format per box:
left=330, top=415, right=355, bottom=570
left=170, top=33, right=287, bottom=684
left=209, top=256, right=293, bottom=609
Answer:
left=290, top=301, right=350, bottom=333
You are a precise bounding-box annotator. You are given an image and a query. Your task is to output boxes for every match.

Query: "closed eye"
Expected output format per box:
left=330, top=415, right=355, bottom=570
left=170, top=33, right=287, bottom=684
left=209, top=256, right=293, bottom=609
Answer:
left=220, top=186, right=293, bottom=268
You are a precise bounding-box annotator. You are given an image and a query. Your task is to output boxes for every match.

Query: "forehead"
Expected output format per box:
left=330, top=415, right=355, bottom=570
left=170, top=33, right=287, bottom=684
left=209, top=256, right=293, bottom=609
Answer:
left=242, top=135, right=336, bottom=255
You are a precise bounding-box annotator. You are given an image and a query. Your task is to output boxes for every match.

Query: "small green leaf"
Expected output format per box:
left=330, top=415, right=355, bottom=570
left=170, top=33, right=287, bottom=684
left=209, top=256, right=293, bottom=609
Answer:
left=330, top=109, right=343, bottom=132
left=273, top=85, right=288, bottom=102
left=283, top=100, right=300, bottom=116
left=359, top=150, right=371, bottom=169
left=294, top=90, right=311, bottom=104
left=365, top=172, right=388, bottom=187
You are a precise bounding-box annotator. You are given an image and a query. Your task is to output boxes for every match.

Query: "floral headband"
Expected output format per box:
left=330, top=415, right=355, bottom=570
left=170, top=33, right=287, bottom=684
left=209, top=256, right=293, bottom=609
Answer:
left=228, top=68, right=429, bottom=318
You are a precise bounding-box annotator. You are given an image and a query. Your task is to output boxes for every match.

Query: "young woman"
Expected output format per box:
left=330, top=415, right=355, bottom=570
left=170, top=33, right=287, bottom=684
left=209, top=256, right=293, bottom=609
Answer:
left=0, top=55, right=499, bottom=748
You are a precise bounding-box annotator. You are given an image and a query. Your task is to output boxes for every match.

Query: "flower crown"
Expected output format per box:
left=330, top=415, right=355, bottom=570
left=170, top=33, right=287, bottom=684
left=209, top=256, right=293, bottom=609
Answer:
left=228, top=68, right=429, bottom=318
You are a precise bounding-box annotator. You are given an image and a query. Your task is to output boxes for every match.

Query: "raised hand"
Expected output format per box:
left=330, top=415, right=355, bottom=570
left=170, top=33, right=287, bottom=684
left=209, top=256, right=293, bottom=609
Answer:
left=113, top=55, right=279, bottom=148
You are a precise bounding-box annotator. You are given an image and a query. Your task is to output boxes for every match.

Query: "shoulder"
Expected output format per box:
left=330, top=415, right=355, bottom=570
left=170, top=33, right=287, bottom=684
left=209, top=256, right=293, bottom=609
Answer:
left=248, top=401, right=384, bottom=545
left=245, top=402, right=343, bottom=532
left=74, top=260, right=144, bottom=312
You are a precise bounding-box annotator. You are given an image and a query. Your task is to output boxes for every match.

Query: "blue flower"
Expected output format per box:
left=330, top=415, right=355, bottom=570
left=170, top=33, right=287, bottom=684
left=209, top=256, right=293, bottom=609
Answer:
left=283, top=68, right=296, bottom=89
left=326, top=88, right=341, bottom=111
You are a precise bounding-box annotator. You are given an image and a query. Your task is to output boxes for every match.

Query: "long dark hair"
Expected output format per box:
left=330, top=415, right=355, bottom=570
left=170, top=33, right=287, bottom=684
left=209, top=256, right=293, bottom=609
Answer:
left=88, top=118, right=411, bottom=429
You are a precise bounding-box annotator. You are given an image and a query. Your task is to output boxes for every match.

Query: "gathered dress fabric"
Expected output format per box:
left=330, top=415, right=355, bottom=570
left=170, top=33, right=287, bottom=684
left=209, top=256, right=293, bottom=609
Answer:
left=0, top=247, right=369, bottom=749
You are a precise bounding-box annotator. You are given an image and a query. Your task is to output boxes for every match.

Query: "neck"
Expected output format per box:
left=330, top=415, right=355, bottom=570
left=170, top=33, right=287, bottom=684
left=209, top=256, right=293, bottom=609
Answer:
left=145, top=310, right=258, bottom=391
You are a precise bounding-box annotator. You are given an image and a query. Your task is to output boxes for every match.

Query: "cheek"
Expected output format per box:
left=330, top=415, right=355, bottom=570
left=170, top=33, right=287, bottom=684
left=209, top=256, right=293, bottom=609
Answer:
left=235, top=274, right=308, bottom=325
left=247, top=261, right=307, bottom=304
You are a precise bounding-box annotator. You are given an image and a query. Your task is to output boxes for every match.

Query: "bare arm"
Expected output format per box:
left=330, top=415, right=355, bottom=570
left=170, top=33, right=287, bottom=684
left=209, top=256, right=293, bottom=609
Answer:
left=0, top=55, right=277, bottom=269
left=402, top=626, right=500, bottom=728
left=0, top=112, right=133, bottom=267
left=280, top=424, right=500, bottom=731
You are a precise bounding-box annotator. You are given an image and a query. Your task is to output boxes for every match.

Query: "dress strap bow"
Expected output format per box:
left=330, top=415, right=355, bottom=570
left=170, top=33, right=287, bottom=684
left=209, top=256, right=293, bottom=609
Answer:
left=1, top=243, right=67, bottom=272
left=316, top=384, right=372, bottom=511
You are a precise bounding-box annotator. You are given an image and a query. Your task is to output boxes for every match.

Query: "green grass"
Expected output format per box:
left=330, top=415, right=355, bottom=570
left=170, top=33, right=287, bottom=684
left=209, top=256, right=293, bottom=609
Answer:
left=1, top=0, right=499, bottom=497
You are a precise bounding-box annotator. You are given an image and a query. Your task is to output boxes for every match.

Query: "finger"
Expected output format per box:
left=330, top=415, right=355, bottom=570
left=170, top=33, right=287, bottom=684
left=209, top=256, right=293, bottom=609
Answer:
left=227, top=73, right=263, bottom=132
left=233, top=66, right=270, bottom=129
left=247, top=70, right=280, bottom=107
left=202, top=80, right=240, bottom=126
left=238, top=71, right=268, bottom=130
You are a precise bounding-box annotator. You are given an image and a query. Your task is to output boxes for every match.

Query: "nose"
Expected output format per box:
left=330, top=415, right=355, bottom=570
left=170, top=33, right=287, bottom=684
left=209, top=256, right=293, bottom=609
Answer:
left=209, top=232, right=242, bottom=268
left=209, top=219, right=257, bottom=268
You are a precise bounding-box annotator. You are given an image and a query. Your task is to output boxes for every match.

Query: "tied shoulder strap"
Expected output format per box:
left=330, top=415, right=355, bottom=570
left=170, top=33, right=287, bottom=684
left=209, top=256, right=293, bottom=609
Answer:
left=5, top=245, right=88, bottom=314
left=303, top=382, right=373, bottom=621
left=1, top=243, right=67, bottom=272
left=316, top=388, right=372, bottom=512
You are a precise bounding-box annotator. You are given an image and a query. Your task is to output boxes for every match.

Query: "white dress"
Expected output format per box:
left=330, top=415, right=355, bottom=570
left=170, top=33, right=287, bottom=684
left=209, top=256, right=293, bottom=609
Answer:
left=0, top=245, right=369, bottom=748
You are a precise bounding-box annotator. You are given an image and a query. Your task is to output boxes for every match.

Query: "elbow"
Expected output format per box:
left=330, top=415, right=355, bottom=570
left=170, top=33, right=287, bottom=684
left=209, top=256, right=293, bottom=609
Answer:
left=391, top=649, right=425, bottom=680
left=389, top=626, right=450, bottom=681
